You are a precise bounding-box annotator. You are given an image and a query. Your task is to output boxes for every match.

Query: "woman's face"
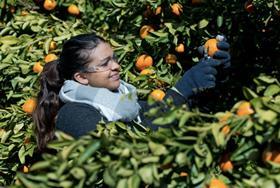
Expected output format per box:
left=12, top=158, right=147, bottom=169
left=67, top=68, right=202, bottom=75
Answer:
left=78, top=42, right=121, bottom=90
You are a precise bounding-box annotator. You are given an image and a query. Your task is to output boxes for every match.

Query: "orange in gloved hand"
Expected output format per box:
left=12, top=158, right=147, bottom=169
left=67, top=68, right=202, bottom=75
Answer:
left=204, top=35, right=226, bottom=57
left=204, top=39, right=218, bottom=57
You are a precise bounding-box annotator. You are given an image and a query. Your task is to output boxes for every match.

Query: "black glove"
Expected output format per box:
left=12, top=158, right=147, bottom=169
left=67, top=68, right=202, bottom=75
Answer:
left=174, top=58, right=221, bottom=99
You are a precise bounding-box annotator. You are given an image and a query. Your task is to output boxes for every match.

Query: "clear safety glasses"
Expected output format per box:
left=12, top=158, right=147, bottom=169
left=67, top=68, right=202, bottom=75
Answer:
left=81, top=53, right=119, bottom=73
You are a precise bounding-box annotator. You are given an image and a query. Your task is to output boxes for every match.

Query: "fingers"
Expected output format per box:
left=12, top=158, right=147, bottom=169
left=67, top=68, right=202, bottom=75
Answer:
left=202, top=66, right=218, bottom=75
left=213, top=51, right=231, bottom=68
left=204, top=58, right=221, bottom=67
left=213, top=50, right=230, bottom=59
left=206, top=74, right=216, bottom=81
left=196, top=81, right=216, bottom=92
left=217, top=41, right=230, bottom=51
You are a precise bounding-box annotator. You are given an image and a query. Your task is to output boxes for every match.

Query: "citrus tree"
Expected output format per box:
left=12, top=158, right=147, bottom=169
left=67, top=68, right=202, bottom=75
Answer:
left=0, top=0, right=279, bottom=187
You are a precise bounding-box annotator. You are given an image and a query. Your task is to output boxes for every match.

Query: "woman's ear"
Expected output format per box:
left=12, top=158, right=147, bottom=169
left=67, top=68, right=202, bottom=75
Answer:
left=73, top=72, right=89, bottom=85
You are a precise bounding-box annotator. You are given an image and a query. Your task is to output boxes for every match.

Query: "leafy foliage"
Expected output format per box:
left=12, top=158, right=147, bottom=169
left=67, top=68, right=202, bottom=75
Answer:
left=0, top=0, right=279, bottom=187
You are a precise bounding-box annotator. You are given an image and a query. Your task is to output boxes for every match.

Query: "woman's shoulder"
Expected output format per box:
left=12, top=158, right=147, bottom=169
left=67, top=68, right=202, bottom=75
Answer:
left=56, top=102, right=104, bottom=138
left=59, top=102, right=100, bottom=113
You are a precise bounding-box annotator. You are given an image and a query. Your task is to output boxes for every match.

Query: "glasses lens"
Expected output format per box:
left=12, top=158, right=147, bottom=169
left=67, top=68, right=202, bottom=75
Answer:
left=82, top=55, right=119, bottom=73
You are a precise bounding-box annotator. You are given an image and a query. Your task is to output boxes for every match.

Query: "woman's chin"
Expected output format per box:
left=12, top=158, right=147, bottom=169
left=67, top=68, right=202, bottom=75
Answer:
left=109, top=80, right=121, bottom=91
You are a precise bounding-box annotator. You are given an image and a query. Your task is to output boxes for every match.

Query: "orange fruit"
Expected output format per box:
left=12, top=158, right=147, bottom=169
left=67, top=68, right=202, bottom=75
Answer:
left=165, top=53, right=177, bottom=64
left=68, top=4, right=80, bottom=16
left=44, top=53, right=58, bottom=63
left=9, top=6, right=16, bottom=14
left=33, top=62, right=43, bottom=73
left=204, top=38, right=218, bottom=57
left=219, top=112, right=232, bottom=124
left=236, top=101, right=254, bottom=116
left=43, top=0, right=57, bottom=11
left=219, top=154, right=233, bottom=172
left=179, top=172, right=188, bottom=177
left=209, top=178, right=228, bottom=188
left=191, top=0, right=205, bottom=5
left=154, top=6, right=162, bottom=15
left=140, top=69, right=155, bottom=75
left=135, top=54, right=153, bottom=71
left=140, top=25, right=154, bottom=39
left=262, top=148, right=280, bottom=164
left=49, top=41, right=57, bottom=51
left=219, top=112, right=232, bottom=135
left=244, top=0, right=254, bottom=13
left=23, top=165, right=29, bottom=173
left=175, top=43, right=185, bottom=53
left=262, top=149, right=273, bottom=162
left=171, top=3, right=183, bottom=16
left=271, top=150, right=280, bottom=163
left=143, top=5, right=153, bottom=17
left=221, top=125, right=230, bottom=135
left=21, top=10, right=29, bottom=16
left=150, top=89, right=165, bottom=101
left=22, top=98, right=37, bottom=115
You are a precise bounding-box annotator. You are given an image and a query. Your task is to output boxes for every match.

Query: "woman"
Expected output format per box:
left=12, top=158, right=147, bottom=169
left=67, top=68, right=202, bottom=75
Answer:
left=33, top=33, right=230, bottom=151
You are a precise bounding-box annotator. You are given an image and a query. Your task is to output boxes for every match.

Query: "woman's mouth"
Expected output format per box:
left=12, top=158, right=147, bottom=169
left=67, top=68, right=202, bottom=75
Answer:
left=110, top=73, right=120, bottom=81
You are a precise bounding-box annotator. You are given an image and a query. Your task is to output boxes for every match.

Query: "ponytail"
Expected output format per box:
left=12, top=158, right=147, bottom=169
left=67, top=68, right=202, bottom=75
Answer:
left=33, top=60, right=64, bottom=152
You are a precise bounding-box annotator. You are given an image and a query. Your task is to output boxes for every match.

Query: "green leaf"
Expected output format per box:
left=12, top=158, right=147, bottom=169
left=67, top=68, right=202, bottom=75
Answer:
left=16, top=172, right=39, bottom=188
left=164, top=23, right=176, bottom=35
left=104, top=168, right=117, bottom=187
left=198, top=19, right=209, bottom=29
left=138, top=165, right=153, bottom=184
left=175, top=152, right=188, bottom=166
left=128, top=174, right=141, bottom=188
left=217, top=16, right=223, bottom=27
left=152, top=110, right=177, bottom=125
left=77, top=140, right=101, bottom=165
left=256, top=109, right=277, bottom=122
left=116, top=167, right=134, bottom=177
left=117, top=179, right=128, bottom=188
left=0, top=35, right=19, bottom=45
left=44, top=37, right=52, bottom=55
left=257, top=75, right=278, bottom=84
left=70, top=167, right=86, bottom=179
left=243, top=87, right=259, bottom=99
left=148, top=141, right=168, bottom=156
left=18, top=145, right=26, bottom=164
left=13, top=123, right=24, bottom=134
left=30, top=161, right=51, bottom=171
left=264, top=84, right=280, bottom=96
left=1, top=130, right=11, bottom=143
left=141, top=156, right=160, bottom=163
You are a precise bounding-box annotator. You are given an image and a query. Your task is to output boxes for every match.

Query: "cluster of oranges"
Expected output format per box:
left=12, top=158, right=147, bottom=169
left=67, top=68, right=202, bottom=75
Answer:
left=42, top=0, right=80, bottom=16
left=137, top=1, right=223, bottom=102
left=215, top=101, right=256, bottom=173
left=262, top=148, right=280, bottom=164
left=32, top=41, right=58, bottom=74
left=27, top=40, right=59, bottom=114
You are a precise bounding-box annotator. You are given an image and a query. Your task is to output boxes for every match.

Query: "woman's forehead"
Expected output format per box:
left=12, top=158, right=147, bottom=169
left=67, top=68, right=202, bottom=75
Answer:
left=89, top=42, right=113, bottom=62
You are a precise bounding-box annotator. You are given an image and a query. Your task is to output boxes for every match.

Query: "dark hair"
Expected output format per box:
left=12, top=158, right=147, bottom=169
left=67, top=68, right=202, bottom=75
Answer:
left=33, top=33, right=105, bottom=151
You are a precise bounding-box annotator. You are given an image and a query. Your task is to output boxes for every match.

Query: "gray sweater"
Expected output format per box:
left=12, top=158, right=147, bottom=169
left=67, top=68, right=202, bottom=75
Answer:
left=56, top=89, right=188, bottom=137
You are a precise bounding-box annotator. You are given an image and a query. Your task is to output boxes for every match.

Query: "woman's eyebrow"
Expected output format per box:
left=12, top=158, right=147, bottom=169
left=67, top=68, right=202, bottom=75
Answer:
left=100, top=56, right=111, bottom=63
left=100, top=53, right=115, bottom=62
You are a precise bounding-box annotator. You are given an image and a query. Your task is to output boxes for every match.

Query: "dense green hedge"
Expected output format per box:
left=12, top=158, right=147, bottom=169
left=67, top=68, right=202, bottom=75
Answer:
left=0, top=0, right=279, bottom=187
left=14, top=75, right=280, bottom=187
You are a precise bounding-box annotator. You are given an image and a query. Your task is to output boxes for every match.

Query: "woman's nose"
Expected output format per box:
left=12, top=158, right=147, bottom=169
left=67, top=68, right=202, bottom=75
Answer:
left=111, top=60, right=120, bottom=71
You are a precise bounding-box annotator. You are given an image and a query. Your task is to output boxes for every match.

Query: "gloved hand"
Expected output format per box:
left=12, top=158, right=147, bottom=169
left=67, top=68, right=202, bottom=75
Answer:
left=174, top=58, right=221, bottom=99
left=198, top=38, right=231, bottom=69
